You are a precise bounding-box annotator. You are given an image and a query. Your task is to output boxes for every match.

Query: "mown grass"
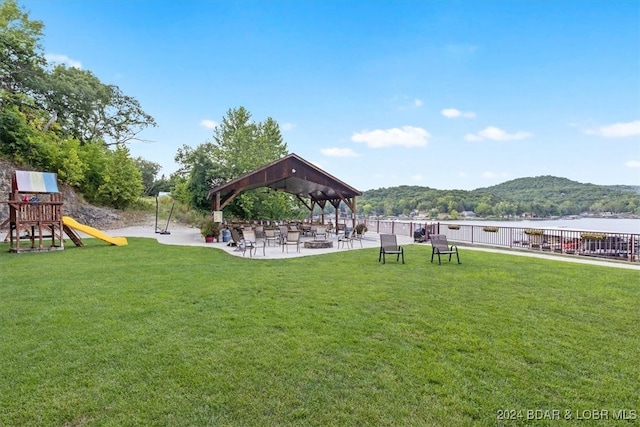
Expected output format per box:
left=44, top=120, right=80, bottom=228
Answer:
left=0, top=239, right=638, bottom=426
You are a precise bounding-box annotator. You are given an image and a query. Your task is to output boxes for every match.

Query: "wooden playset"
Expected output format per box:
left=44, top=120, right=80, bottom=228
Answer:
left=1, top=170, right=126, bottom=252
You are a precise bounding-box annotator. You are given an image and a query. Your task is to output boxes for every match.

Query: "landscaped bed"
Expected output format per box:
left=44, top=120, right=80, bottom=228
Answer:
left=0, top=238, right=638, bottom=426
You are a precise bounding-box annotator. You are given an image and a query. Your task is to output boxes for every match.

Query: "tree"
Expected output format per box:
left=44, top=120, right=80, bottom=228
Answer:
left=134, top=157, right=161, bottom=196
left=43, top=65, right=156, bottom=145
left=174, top=142, right=218, bottom=212
left=175, top=106, right=291, bottom=217
left=0, top=0, right=46, bottom=106
left=474, top=201, right=494, bottom=217
left=53, top=138, right=85, bottom=187
left=209, top=107, right=288, bottom=183
left=96, top=146, right=143, bottom=209
left=0, top=105, right=32, bottom=161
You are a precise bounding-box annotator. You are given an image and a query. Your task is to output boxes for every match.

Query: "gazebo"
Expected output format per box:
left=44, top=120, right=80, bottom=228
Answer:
left=208, top=153, right=362, bottom=226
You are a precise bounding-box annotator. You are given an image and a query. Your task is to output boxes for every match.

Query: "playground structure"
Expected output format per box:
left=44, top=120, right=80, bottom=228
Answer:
left=1, top=170, right=127, bottom=252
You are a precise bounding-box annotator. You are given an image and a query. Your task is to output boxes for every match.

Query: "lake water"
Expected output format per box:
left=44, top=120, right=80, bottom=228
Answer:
left=438, top=218, right=640, bottom=234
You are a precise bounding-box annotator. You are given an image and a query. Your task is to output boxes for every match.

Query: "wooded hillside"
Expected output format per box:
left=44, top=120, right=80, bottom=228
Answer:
left=357, top=176, right=640, bottom=218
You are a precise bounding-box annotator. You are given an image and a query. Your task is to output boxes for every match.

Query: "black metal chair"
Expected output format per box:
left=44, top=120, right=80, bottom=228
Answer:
left=378, top=234, right=404, bottom=264
left=430, top=234, right=460, bottom=264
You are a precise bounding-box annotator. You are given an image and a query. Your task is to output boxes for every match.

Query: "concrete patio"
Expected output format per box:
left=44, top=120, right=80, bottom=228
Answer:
left=103, top=224, right=414, bottom=260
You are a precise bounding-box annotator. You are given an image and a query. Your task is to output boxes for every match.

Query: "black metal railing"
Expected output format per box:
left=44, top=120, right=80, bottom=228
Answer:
left=337, top=219, right=639, bottom=263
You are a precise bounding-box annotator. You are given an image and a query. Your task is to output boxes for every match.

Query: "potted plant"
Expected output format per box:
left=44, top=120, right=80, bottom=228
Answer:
left=355, top=223, right=368, bottom=237
left=200, top=217, right=220, bottom=243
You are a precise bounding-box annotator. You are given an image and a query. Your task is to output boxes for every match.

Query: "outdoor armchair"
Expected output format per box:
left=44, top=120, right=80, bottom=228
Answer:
left=430, top=234, right=460, bottom=264
left=378, top=234, right=404, bottom=264
left=314, top=225, right=327, bottom=240
left=243, top=230, right=264, bottom=256
left=282, top=230, right=301, bottom=252
left=337, top=228, right=356, bottom=249
left=231, top=228, right=256, bottom=257
left=264, top=228, right=278, bottom=246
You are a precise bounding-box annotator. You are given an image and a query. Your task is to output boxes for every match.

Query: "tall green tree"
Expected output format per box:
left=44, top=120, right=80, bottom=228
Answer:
left=96, top=146, right=143, bottom=209
left=134, top=157, right=161, bottom=196
left=0, top=0, right=45, bottom=107
left=208, top=107, right=288, bottom=184
left=43, top=65, right=157, bottom=145
left=175, top=106, right=291, bottom=217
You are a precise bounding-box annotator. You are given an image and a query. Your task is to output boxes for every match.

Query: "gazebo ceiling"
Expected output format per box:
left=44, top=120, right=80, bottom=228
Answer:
left=208, top=153, right=361, bottom=210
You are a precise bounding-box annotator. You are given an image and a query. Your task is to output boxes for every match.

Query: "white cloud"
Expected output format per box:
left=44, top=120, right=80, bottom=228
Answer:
left=411, top=173, right=424, bottom=181
left=585, top=120, right=640, bottom=138
left=465, top=126, right=532, bottom=141
left=458, top=171, right=467, bottom=177
left=625, top=160, right=640, bottom=168
left=351, top=126, right=430, bottom=148
left=482, top=171, right=508, bottom=179
left=441, top=108, right=476, bottom=119
left=200, top=119, right=218, bottom=129
left=281, top=122, right=295, bottom=131
left=321, top=147, right=358, bottom=157
left=414, top=99, right=424, bottom=107
left=464, top=134, right=484, bottom=142
left=45, top=53, right=82, bottom=69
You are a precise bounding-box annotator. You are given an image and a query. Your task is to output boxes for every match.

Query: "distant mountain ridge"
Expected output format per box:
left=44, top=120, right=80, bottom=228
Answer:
left=475, top=176, right=638, bottom=194
left=359, top=176, right=640, bottom=217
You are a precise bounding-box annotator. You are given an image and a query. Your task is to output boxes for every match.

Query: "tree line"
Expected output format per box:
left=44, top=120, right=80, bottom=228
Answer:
left=357, top=176, right=640, bottom=219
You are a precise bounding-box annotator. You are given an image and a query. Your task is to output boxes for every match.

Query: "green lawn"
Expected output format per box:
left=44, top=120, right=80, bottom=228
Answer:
left=0, top=239, right=638, bottom=426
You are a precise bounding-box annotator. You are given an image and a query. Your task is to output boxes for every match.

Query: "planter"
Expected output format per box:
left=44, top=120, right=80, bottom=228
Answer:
left=205, top=236, right=216, bottom=243
left=355, top=224, right=368, bottom=235
left=580, top=232, right=606, bottom=240
left=524, top=229, right=544, bottom=236
left=483, top=226, right=498, bottom=233
left=448, top=225, right=460, bottom=230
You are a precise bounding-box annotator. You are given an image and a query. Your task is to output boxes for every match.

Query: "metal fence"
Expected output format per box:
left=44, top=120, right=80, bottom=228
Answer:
left=338, top=219, right=639, bottom=263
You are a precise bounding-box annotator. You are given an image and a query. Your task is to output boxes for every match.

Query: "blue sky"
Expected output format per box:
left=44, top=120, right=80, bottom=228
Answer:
left=21, top=0, right=640, bottom=191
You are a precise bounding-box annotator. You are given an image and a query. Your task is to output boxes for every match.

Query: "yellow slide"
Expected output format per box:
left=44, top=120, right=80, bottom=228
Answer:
left=62, top=216, right=128, bottom=246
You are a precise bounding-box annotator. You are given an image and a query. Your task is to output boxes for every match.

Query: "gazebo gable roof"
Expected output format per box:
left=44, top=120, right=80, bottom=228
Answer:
left=208, top=153, right=361, bottom=209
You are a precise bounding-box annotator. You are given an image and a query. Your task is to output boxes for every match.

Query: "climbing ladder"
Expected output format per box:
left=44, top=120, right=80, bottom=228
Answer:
left=62, top=224, right=84, bottom=247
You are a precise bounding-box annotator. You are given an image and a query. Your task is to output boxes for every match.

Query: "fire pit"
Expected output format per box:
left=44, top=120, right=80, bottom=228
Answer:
left=304, top=240, right=333, bottom=249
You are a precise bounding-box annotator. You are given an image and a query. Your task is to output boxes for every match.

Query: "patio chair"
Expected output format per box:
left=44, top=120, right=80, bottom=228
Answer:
left=278, top=225, right=289, bottom=245
left=231, top=228, right=256, bottom=257
left=430, top=234, right=460, bottom=265
left=264, top=228, right=278, bottom=247
left=282, top=230, right=301, bottom=252
left=243, top=229, right=264, bottom=256
left=378, top=234, right=404, bottom=264
left=326, top=222, right=335, bottom=236
left=314, top=225, right=327, bottom=240
left=337, top=228, right=356, bottom=249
